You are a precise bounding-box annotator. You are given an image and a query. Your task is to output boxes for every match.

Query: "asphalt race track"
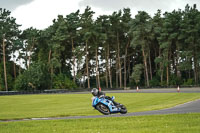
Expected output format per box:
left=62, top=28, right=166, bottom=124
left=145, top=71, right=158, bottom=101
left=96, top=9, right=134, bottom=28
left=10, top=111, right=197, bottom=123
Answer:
left=1, top=88, right=200, bottom=122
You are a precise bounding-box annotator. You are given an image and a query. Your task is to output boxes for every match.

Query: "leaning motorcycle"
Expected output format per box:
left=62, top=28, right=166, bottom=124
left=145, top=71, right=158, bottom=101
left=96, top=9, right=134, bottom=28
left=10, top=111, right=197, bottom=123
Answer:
left=92, top=96, right=127, bottom=115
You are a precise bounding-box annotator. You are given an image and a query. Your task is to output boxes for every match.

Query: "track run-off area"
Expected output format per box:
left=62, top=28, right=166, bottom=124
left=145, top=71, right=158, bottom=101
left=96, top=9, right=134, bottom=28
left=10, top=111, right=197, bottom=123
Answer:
left=1, top=87, right=200, bottom=122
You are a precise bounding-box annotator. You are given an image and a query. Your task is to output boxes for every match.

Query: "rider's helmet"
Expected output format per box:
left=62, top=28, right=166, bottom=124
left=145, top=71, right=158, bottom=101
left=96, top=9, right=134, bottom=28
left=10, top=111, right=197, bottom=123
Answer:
left=91, top=88, right=98, bottom=96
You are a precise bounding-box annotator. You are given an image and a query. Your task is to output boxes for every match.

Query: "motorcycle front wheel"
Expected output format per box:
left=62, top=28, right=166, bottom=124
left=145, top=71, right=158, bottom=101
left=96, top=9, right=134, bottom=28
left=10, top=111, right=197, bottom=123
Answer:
left=120, top=105, right=127, bottom=114
left=96, top=103, right=110, bottom=115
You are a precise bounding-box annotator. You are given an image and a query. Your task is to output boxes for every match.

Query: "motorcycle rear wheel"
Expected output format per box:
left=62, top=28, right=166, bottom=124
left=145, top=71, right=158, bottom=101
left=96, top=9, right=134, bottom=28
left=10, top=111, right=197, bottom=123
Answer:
left=96, top=103, right=110, bottom=115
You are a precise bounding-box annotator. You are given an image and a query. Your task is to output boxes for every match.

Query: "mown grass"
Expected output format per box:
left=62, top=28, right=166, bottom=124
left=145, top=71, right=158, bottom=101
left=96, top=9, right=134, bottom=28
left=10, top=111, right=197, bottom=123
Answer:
left=0, top=93, right=200, bottom=120
left=0, top=113, right=200, bottom=133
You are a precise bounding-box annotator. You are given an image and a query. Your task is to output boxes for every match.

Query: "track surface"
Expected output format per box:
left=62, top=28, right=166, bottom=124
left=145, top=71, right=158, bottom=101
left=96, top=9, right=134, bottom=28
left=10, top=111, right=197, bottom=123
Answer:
left=102, top=87, right=200, bottom=93
left=1, top=88, right=200, bottom=122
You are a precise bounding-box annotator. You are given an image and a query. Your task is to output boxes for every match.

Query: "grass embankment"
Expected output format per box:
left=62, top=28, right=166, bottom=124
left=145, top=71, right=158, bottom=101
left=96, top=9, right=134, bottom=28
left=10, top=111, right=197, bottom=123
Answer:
left=0, top=113, right=200, bottom=133
left=0, top=93, right=200, bottom=120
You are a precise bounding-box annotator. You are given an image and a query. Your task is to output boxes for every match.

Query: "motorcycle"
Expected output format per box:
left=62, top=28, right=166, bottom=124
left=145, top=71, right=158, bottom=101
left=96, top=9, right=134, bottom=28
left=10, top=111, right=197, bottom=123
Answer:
left=91, top=96, right=127, bottom=115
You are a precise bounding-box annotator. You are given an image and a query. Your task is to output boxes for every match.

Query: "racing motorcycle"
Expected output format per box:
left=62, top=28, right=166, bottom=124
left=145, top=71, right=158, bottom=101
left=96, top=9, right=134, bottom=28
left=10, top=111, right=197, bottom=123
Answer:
left=92, top=96, right=127, bottom=115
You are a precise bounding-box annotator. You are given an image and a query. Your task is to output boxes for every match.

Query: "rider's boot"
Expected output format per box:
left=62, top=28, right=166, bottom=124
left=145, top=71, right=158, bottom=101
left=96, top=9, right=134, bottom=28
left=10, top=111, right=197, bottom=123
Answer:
left=112, top=101, right=122, bottom=107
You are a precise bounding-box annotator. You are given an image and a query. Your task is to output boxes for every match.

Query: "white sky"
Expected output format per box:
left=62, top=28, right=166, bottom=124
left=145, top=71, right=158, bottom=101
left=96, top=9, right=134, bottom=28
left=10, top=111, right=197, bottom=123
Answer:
left=11, top=0, right=112, bottom=30
left=6, top=0, right=200, bottom=30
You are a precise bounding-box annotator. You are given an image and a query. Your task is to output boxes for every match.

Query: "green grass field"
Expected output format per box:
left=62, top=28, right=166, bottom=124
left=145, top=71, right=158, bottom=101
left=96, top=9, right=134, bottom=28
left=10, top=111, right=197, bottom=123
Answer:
left=0, top=93, right=200, bottom=120
left=0, top=113, right=200, bottom=133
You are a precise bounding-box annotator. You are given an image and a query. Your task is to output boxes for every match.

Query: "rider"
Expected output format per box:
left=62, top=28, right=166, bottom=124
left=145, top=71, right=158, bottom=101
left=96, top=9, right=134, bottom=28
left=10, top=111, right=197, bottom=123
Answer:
left=91, top=88, right=120, bottom=106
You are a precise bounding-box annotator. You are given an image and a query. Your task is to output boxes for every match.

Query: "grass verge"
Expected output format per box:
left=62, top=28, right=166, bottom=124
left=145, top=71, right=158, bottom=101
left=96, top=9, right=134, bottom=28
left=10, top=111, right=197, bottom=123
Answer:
left=0, top=113, right=200, bottom=133
left=0, top=93, right=200, bottom=120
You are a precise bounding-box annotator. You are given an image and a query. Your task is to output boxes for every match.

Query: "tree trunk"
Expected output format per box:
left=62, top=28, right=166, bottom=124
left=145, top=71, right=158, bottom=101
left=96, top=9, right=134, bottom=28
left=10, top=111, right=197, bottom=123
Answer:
left=148, top=49, right=152, bottom=80
left=176, top=47, right=181, bottom=78
left=154, top=47, right=158, bottom=70
left=159, top=48, right=163, bottom=83
left=105, top=65, right=108, bottom=88
left=161, top=65, right=164, bottom=83
left=144, top=68, right=147, bottom=86
left=13, top=62, right=16, bottom=80
left=124, top=41, right=129, bottom=88
left=117, top=32, right=122, bottom=88
left=105, top=49, right=108, bottom=88
left=28, top=54, right=31, bottom=69
left=109, top=58, right=113, bottom=88
left=107, top=46, right=112, bottom=88
left=142, top=48, right=149, bottom=87
left=51, top=66, right=53, bottom=89
left=83, top=72, right=86, bottom=88
left=95, top=73, right=98, bottom=88
left=86, top=40, right=90, bottom=88
left=95, top=48, right=100, bottom=88
left=166, top=65, right=169, bottom=86
left=124, top=55, right=127, bottom=88
left=167, top=47, right=172, bottom=86
left=71, top=37, right=76, bottom=83
left=25, top=49, right=28, bottom=69
left=2, top=36, right=8, bottom=91
left=128, top=56, right=131, bottom=82
left=27, top=39, right=35, bottom=69
left=48, top=49, right=51, bottom=64
left=193, top=52, right=198, bottom=84
left=48, top=49, right=52, bottom=89
left=76, top=60, right=81, bottom=88
left=116, top=61, right=118, bottom=88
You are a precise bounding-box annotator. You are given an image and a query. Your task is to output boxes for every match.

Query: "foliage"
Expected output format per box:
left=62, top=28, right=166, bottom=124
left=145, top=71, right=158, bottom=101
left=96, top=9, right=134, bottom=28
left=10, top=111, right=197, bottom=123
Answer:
left=0, top=72, right=4, bottom=91
left=2, top=4, right=200, bottom=91
left=0, top=62, right=15, bottom=91
left=149, top=77, right=160, bottom=87
left=131, top=64, right=143, bottom=85
left=169, top=74, right=182, bottom=85
left=183, top=78, right=194, bottom=86
left=52, top=73, right=77, bottom=89
left=14, top=62, right=51, bottom=91
left=0, top=8, right=20, bottom=91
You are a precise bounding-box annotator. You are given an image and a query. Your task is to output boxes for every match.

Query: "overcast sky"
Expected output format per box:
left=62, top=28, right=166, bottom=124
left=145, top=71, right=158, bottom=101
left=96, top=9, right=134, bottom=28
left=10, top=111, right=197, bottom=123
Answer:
left=1, top=0, right=200, bottom=30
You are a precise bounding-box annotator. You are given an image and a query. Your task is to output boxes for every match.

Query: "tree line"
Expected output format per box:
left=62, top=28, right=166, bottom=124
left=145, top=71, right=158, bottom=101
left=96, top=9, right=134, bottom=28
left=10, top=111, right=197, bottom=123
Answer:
left=0, top=4, right=200, bottom=91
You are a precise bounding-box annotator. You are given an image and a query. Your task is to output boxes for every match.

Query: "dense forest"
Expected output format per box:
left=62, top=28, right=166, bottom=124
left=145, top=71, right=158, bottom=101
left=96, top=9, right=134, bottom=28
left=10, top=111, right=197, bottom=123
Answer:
left=1, top=4, right=200, bottom=91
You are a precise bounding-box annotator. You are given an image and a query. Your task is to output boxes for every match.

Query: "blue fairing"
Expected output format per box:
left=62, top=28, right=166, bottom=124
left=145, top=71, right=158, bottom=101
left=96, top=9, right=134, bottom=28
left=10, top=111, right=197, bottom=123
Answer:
left=92, top=96, right=120, bottom=113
